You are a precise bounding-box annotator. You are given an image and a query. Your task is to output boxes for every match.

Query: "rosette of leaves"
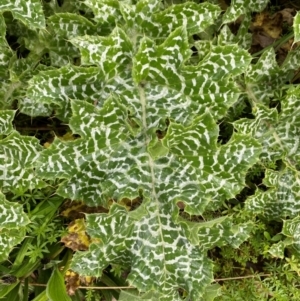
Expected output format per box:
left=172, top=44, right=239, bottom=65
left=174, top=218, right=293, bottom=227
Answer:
left=28, top=1, right=262, bottom=299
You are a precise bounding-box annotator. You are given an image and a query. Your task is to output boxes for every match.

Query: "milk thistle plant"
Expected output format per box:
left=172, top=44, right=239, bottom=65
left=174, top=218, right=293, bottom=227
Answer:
left=1, top=0, right=300, bottom=300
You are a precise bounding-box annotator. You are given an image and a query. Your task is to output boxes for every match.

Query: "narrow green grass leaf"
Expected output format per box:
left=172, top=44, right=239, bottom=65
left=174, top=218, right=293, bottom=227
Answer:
left=46, top=268, right=71, bottom=301
left=0, top=283, right=19, bottom=298
left=294, top=12, right=300, bottom=43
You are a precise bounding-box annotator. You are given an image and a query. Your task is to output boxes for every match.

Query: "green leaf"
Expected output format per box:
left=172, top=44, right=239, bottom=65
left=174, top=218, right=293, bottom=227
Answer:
left=269, top=217, right=300, bottom=259
left=245, top=48, right=287, bottom=104
left=268, top=241, right=285, bottom=259
left=70, top=27, right=133, bottom=71
left=234, top=86, right=300, bottom=162
left=180, top=216, right=253, bottom=248
left=294, top=12, right=300, bottom=43
left=83, top=0, right=122, bottom=26
left=0, top=283, right=20, bottom=298
left=46, top=267, right=71, bottom=301
left=0, top=283, right=21, bottom=301
left=0, top=0, right=45, bottom=29
left=31, top=290, right=48, bottom=301
left=47, top=13, right=104, bottom=38
left=200, top=283, right=222, bottom=301
left=119, top=290, right=160, bottom=301
left=0, top=132, right=44, bottom=192
left=245, top=166, right=300, bottom=219
left=0, top=110, right=15, bottom=135
left=223, top=0, right=268, bottom=24
left=0, top=192, right=29, bottom=262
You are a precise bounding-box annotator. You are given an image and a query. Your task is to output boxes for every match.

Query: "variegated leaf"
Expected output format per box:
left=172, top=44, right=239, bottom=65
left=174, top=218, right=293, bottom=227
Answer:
left=245, top=48, right=287, bottom=104
left=269, top=217, right=300, bottom=259
left=180, top=216, right=253, bottom=249
left=0, top=131, right=44, bottom=192
left=0, top=15, right=12, bottom=79
left=47, top=13, right=107, bottom=38
left=234, top=86, right=300, bottom=162
left=83, top=0, right=122, bottom=26
left=0, top=192, right=29, bottom=262
left=223, top=0, right=268, bottom=24
left=0, top=0, right=45, bottom=29
left=71, top=203, right=214, bottom=301
left=0, top=110, right=15, bottom=135
left=70, top=27, right=133, bottom=71
left=23, top=65, right=112, bottom=119
left=245, top=166, right=300, bottom=219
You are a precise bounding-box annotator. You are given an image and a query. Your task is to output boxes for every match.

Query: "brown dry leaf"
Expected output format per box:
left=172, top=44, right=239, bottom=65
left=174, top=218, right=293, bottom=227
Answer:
left=43, top=142, right=51, bottom=148
left=279, top=8, right=295, bottom=26
left=60, top=131, right=77, bottom=141
left=176, top=201, right=185, bottom=210
left=64, top=270, right=95, bottom=295
left=60, top=200, right=108, bottom=219
left=65, top=270, right=80, bottom=296
left=79, top=275, right=94, bottom=286
left=61, top=219, right=91, bottom=251
left=252, top=31, right=276, bottom=48
left=280, top=38, right=294, bottom=51
left=252, top=12, right=283, bottom=39
left=277, top=39, right=293, bottom=66
left=118, top=196, right=142, bottom=211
